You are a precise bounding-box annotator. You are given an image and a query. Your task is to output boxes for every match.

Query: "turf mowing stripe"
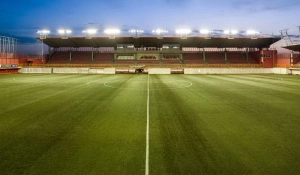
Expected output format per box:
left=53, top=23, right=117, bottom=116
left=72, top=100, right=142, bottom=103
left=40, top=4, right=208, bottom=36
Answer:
left=145, top=74, right=150, bottom=175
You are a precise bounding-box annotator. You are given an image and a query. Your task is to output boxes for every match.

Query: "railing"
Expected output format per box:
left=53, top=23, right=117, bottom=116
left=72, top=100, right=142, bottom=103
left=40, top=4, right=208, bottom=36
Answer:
left=291, top=64, right=300, bottom=68
left=275, top=64, right=290, bottom=68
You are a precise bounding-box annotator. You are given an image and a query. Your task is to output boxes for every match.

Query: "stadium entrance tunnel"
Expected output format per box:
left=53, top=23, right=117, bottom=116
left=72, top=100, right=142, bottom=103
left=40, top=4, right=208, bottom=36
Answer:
left=135, top=68, right=144, bottom=74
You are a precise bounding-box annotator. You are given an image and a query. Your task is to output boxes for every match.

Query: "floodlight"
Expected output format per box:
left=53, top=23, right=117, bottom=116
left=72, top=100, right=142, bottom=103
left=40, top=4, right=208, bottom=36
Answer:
left=223, top=30, right=230, bottom=35
left=37, top=30, right=50, bottom=35
left=58, top=29, right=72, bottom=39
left=58, top=29, right=72, bottom=34
left=200, top=29, right=210, bottom=34
left=231, top=30, right=238, bottom=35
left=224, top=30, right=238, bottom=35
left=152, top=29, right=168, bottom=34
left=104, top=29, right=121, bottom=35
left=129, top=29, right=144, bottom=38
left=152, top=29, right=168, bottom=39
left=246, top=30, right=260, bottom=39
left=83, top=29, right=97, bottom=34
left=175, top=29, right=191, bottom=35
left=200, top=29, right=213, bottom=39
left=246, top=30, right=260, bottom=35
left=83, top=29, right=97, bottom=39
left=129, top=29, right=144, bottom=33
left=104, top=28, right=120, bottom=39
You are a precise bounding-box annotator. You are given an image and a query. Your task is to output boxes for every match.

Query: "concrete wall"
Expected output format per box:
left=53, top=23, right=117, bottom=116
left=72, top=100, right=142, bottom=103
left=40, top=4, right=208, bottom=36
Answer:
left=272, top=68, right=291, bottom=74
left=148, top=68, right=171, bottom=74
left=290, top=69, right=300, bottom=75
left=53, top=68, right=89, bottom=74
left=20, top=67, right=115, bottom=74
left=103, top=68, right=116, bottom=74
left=20, top=68, right=52, bottom=73
left=88, top=68, right=105, bottom=74
left=184, top=68, right=273, bottom=74
left=19, top=67, right=298, bottom=75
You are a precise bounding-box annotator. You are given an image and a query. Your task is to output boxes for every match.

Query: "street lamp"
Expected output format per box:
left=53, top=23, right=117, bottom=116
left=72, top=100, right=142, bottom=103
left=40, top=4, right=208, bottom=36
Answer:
left=37, top=30, right=50, bottom=59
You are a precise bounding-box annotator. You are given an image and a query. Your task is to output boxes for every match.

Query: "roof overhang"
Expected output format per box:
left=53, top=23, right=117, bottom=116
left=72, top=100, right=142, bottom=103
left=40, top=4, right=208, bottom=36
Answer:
left=283, top=44, right=300, bottom=52
left=38, top=36, right=281, bottom=48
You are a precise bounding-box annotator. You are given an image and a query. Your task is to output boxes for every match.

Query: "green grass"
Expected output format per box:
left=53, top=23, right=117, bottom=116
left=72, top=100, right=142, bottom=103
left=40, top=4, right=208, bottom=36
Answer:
left=0, top=74, right=300, bottom=175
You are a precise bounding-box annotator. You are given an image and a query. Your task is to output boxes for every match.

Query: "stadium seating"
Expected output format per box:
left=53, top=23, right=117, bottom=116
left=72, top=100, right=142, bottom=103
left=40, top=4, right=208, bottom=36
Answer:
left=205, top=52, right=226, bottom=64
left=183, top=53, right=204, bottom=64
left=226, top=52, right=248, bottom=64
left=293, top=54, right=300, bottom=64
left=70, top=52, right=92, bottom=64
left=162, top=54, right=181, bottom=64
left=48, top=51, right=70, bottom=64
left=93, top=53, right=114, bottom=64
left=248, top=52, right=260, bottom=64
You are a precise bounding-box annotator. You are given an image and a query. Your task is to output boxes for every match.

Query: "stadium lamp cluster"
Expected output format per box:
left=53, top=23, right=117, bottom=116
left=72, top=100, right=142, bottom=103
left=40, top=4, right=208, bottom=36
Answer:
left=58, top=29, right=72, bottom=34
left=200, top=29, right=212, bottom=34
left=104, top=29, right=121, bottom=35
left=83, top=29, right=97, bottom=35
left=152, top=29, right=168, bottom=34
left=224, top=30, right=238, bottom=35
left=246, top=30, right=260, bottom=35
left=37, top=30, right=50, bottom=35
left=175, top=29, right=192, bottom=35
left=37, top=28, right=261, bottom=39
left=129, top=29, right=144, bottom=33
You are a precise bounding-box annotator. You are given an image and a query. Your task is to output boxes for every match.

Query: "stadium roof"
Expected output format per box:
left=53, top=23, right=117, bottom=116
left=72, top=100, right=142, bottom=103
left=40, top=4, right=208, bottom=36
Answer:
left=38, top=36, right=280, bottom=48
left=283, top=44, right=300, bottom=52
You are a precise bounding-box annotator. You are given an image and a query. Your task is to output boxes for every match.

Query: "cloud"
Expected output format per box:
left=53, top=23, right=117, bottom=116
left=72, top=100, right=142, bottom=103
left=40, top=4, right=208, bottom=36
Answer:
left=232, top=0, right=300, bottom=13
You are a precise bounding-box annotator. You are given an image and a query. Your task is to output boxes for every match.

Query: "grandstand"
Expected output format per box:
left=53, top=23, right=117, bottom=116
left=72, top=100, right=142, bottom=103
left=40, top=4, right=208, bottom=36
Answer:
left=3, top=34, right=300, bottom=74
left=30, top=36, right=279, bottom=71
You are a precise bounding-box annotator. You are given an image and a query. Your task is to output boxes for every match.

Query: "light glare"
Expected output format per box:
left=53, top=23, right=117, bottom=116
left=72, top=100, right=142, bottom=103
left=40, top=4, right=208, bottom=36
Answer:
left=83, top=29, right=97, bottom=34
left=152, top=29, right=168, bottom=34
left=58, top=29, right=72, bottom=34
left=104, top=29, right=121, bottom=34
left=176, top=29, right=191, bottom=34
left=247, top=30, right=259, bottom=35
left=200, top=29, right=210, bottom=34
left=37, top=30, right=50, bottom=34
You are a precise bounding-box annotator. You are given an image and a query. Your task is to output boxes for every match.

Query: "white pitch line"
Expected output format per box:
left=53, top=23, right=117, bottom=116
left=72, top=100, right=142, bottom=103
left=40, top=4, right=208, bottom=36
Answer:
left=145, top=74, right=150, bottom=175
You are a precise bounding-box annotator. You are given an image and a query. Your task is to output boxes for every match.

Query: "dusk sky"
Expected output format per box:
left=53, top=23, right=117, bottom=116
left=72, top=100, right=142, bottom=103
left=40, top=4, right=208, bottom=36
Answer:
left=1, top=0, right=300, bottom=53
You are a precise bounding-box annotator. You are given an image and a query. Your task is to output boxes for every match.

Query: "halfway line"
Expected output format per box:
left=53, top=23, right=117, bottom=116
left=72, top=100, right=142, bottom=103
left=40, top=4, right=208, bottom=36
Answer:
left=145, top=74, right=150, bottom=175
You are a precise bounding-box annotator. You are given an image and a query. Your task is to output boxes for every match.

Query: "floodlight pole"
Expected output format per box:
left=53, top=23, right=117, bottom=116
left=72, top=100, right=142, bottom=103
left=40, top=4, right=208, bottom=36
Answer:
left=37, top=31, right=49, bottom=60
left=279, top=29, right=293, bottom=46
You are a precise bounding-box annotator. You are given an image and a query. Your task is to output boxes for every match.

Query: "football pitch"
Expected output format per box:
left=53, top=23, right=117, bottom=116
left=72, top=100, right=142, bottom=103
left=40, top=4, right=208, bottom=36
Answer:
left=1, top=74, right=300, bottom=175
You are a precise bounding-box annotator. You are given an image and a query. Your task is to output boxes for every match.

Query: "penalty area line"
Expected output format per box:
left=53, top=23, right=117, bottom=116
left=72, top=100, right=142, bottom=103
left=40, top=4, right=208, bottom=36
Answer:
left=145, top=74, right=150, bottom=175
